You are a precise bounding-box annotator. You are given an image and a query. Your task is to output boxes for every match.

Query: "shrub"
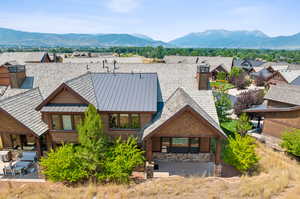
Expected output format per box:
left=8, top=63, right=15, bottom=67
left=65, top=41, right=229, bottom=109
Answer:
left=236, top=113, right=252, bottom=136
left=281, top=129, right=300, bottom=156
left=215, top=91, right=232, bottom=122
left=223, top=132, right=259, bottom=173
left=40, top=144, right=88, bottom=183
left=229, top=67, right=243, bottom=79
left=100, top=137, right=145, bottom=183
left=217, top=71, right=227, bottom=80
left=234, top=89, right=264, bottom=115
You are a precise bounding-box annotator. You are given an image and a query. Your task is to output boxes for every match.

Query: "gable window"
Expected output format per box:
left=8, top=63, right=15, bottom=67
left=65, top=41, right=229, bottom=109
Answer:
left=109, top=113, right=140, bottom=129
left=51, top=114, right=83, bottom=131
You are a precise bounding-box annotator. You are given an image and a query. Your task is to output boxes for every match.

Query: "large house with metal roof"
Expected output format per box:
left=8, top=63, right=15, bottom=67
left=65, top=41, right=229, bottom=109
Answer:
left=0, top=62, right=226, bottom=169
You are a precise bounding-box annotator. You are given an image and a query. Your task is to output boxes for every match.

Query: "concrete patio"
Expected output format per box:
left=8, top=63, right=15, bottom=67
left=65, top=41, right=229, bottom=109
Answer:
left=153, top=161, right=215, bottom=178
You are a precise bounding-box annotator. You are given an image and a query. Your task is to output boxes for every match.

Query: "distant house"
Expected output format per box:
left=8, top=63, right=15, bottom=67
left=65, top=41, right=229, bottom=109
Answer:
left=0, top=64, right=26, bottom=88
left=266, top=70, right=300, bottom=86
left=233, top=58, right=265, bottom=72
left=0, top=52, right=52, bottom=65
left=0, top=63, right=226, bottom=173
left=245, top=84, right=300, bottom=138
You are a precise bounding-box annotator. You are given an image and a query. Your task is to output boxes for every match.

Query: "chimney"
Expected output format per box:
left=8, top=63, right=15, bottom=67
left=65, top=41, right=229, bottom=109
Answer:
left=9, top=65, right=26, bottom=88
left=196, top=63, right=210, bottom=90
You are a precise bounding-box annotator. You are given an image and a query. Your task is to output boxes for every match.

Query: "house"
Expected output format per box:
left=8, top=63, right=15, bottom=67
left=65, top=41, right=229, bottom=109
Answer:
left=0, top=52, right=52, bottom=65
left=244, top=84, right=300, bottom=139
left=233, top=58, right=265, bottom=72
left=0, top=64, right=26, bottom=88
left=266, top=70, right=300, bottom=86
left=0, top=62, right=226, bottom=171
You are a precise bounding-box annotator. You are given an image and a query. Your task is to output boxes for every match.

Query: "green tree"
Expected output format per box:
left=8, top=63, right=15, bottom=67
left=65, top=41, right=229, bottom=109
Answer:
left=40, top=144, right=88, bottom=183
left=216, top=71, right=227, bottom=80
left=223, top=132, right=259, bottom=173
left=281, top=129, right=300, bottom=156
left=100, top=137, right=145, bottom=183
left=229, top=66, right=243, bottom=79
left=215, top=91, right=232, bottom=123
left=236, top=113, right=252, bottom=136
left=77, top=104, right=109, bottom=179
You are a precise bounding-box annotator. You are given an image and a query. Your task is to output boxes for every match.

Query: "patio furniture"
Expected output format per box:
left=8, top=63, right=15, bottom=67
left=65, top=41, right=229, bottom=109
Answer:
left=0, top=150, right=12, bottom=162
left=3, top=162, right=15, bottom=176
left=13, top=161, right=32, bottom=175
left=20, top=151, right=37, bottom=162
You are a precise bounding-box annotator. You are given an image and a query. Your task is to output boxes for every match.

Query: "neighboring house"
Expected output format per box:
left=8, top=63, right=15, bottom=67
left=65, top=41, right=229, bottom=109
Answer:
left=0, top=62, right=226, bottom=167
left=0, top=52, right=52, bottom=65
left=245, top=84, right=300, bottom=138
left=266, top=70, right=300, bottom=86
left=0, top=64, right=26, bottom=88
left=233, top=58, right=265, bottom=72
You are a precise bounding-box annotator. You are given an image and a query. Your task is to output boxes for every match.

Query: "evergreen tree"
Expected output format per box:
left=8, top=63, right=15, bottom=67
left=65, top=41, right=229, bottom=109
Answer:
left=77, top=104, right=109, bottom=179
left=236, top=113, right=252, bottom=136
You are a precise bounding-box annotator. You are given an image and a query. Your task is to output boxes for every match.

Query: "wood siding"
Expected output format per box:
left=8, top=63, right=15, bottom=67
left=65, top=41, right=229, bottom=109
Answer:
left=267, top=73, right=288, bottom=85
left=262, top=109, right=300, bottom=138
left=49, top=89, right=85, bottom=104
left=0, top=67, right=10, bottom=86
left=151, top=109, right=220, bottom=138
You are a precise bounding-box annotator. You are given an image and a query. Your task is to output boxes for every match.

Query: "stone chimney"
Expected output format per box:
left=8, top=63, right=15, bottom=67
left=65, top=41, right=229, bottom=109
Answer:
left=196, top=63, right=210, bottom=90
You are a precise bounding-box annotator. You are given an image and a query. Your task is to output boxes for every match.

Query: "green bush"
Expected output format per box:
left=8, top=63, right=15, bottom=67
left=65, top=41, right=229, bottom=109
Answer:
left=215, top=91, right=232, bottom=123
left=223, top=132, right=259, bottom=173
left=236, top=113, right=252, bottom=136
left=229, top=66, right=243, bottom=79
left=40, top=144, right=88, bottom=183
left=281, top=129, right=300, bottom=156
left=217, top=72, right=227, bottom=80
left=100, top=137, right=145, bottom=183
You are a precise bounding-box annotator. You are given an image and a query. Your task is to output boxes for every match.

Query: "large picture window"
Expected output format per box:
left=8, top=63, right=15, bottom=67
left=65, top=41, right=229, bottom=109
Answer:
left=109, top=113, right=140, bottom=129
left=51, top=114, right=83, bottom=131
left=160, top=137, right=200, bottom=153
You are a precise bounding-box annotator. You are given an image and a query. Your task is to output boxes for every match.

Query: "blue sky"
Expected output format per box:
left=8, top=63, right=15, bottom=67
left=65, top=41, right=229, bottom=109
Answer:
left=0, top=0, right=299, bottom=41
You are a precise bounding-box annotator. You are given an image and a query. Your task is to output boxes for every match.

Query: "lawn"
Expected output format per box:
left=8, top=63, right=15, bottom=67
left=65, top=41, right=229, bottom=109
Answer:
left=210, top=81, right=235, bottom=91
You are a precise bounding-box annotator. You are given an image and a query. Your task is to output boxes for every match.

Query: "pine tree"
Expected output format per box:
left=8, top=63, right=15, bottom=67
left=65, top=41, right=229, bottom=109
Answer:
left=77, top=104, right=109, bottom=179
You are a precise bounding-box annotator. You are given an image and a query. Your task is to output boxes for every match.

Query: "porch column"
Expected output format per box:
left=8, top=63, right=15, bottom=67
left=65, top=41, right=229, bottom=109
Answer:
left=146, top=138, right=153, bottom=161
left=35, top=137, right=42, bottom=158
left=215, top=138, right=222, bottom=165
left=46, top=133, right=53, bottom=151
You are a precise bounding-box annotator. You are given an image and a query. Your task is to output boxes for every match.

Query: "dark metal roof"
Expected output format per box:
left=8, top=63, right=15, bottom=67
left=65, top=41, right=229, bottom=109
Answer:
left=91, top=73, right=157, bottom=112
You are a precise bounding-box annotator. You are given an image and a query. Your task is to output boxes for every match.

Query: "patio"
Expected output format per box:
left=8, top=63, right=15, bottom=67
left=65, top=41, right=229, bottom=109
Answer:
left=153, top=161, right=215, bottom=177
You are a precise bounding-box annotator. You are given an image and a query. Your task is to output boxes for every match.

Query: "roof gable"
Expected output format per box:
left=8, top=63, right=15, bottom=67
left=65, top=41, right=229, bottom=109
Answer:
left=140, top=88, right=226, bottom=141
left=265, top=84, right=300, bottom=106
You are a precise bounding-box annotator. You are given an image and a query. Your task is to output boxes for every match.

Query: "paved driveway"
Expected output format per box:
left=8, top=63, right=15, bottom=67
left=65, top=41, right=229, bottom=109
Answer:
left=154, top=161, right=214, bottom=177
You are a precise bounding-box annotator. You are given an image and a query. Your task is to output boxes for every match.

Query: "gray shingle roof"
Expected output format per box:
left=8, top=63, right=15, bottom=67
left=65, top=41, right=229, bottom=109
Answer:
left=40, top=105, right=88, bottom=113
left=0, top=62, right=219, bottom=125
left=140, top=88, right=226, bottom=141
left=164, top=56, right=233, bottom=73
left=265, top=84, right=300, bottom=106
left=0, top=52, right=47, bottom=65
left=0, top=88, right=48, bottom=136
left=278, top=70, right=300, bottom=83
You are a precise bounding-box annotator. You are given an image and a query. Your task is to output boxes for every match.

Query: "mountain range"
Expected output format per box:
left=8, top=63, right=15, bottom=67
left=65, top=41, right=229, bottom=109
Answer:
left=0, top=28, right=300, bottom=49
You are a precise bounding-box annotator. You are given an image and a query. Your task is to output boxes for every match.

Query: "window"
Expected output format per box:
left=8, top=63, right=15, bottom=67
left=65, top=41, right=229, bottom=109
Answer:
left=108, top=113, right=140, bottom=129
left=131, top=114, right=140, bottom=128
left=52, top=115, right=62, bottom=130
left=62, top=115, right=72, bottom=130
left=120, top=114, right=130, bottom=128
left=160, top=137, right=201, bottom=153
left=50, top=114, right=83, bottom=131
left=171, top=138, right=189, bottom=153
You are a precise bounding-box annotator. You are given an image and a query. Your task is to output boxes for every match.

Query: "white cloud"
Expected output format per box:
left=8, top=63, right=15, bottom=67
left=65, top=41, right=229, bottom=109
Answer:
left=106, top=0, right=141, bottom=13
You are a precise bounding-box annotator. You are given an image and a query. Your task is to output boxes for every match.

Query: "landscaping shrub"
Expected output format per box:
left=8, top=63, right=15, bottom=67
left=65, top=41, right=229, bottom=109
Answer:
left=101, top=137, right=145, bottom=183
left=215, top=91, right=232, bottom=122
left=234, top=89, right=264, bottom=115
left=281, top=129, right=300, bottom=156
left=217, top=71, right=227, bottom=80
left=223, top=132, right=259, bottom=173
left=236, top=113, right=252, bottom=136
left=229, top=67, right=243, bottom=79
left=40, top=144, right=88, bottom=183
left=254, top=75, right=265, bottom=87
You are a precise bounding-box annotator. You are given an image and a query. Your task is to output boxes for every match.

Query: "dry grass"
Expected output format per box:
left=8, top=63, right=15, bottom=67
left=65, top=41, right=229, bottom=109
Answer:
left=0, top=142, right=299, bottom=199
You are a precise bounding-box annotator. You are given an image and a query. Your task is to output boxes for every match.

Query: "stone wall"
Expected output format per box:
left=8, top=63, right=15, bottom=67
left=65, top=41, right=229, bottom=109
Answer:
left=153, top=152, right=213, bottom=162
